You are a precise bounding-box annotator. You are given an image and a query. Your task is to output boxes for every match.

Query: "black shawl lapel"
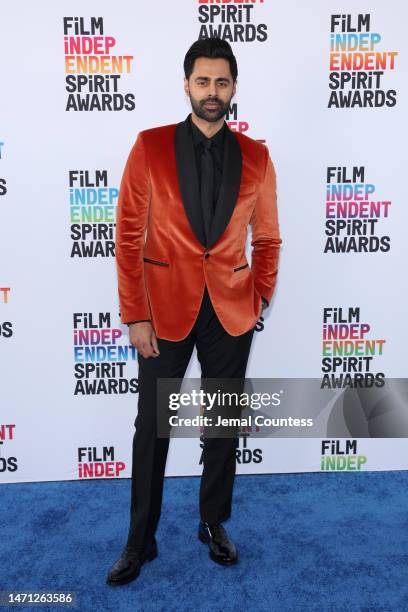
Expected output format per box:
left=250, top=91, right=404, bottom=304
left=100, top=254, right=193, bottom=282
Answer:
left=174, top=114, right=242, bottom=249
left=207, top=124, right=242, bottom=249
left=174, top=116, right=207, bottom=247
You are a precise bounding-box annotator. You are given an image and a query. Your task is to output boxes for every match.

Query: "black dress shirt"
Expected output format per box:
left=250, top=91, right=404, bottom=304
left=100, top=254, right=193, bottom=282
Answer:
left=190, top=114, right=226, bottom=211
left=126, top=117, right=268, bottom=326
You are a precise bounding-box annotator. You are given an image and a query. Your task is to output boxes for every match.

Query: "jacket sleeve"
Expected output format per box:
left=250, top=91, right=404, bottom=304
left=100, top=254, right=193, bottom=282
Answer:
left=250, top=145, right=282, bottom=305
left=115, top=132, right=152, bottom=324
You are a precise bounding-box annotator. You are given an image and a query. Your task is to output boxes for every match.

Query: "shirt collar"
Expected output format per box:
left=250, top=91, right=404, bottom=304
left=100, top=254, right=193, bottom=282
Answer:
left=189, top=113, right=226, bottom=148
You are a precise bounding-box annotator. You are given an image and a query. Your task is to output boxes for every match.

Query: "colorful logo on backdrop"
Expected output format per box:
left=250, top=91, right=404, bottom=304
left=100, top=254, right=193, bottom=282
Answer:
left=197, top=0, right=267, bottom=42
left=63, top=17, right=135, bottom=111
left=78, top=446, right=126, bottom=478
left=328, top=14, right=398, bottom=108
left=1, top=288, right=10, bottom=305
left=0, top=288, right=13, bottom=339
left=73, top=312, right=137, bottom=395
left=321, top=439, right=367, bottom=471
left=0, top=424, right=17, bottom=473
left=324, top=166, right=391, bottom=253
left=226, top=102, right=266, bottom=144
left=321, top=307, right=386, bottom=389
left=69, top=170, right=118, bottom=258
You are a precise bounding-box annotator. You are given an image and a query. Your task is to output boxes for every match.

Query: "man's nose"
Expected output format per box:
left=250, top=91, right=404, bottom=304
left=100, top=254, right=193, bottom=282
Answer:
left=208, top=82, right=217, bottom=96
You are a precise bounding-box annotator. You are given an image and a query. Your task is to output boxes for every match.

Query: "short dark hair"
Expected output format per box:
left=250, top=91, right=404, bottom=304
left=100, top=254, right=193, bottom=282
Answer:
left=184, top=38, right=238, bottom=82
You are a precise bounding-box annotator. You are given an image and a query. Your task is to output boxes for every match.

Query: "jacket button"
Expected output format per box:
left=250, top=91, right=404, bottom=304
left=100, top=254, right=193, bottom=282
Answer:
left=204, top=252, right=210, bottom=259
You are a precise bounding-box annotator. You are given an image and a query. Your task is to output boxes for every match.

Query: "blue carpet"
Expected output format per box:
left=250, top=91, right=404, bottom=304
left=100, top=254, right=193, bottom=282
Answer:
left=1, top=472, right=408, bottom=611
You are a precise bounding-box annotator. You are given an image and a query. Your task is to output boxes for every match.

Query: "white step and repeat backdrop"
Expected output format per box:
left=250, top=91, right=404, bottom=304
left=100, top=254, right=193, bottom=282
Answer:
left=1, top=1, right=407, bottom=483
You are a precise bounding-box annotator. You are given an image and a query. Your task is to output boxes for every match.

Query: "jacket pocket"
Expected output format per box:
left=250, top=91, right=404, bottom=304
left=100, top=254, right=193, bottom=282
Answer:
left=233, top=263, right=249, bottom=272
left=143, top=257, right=169, bottom=267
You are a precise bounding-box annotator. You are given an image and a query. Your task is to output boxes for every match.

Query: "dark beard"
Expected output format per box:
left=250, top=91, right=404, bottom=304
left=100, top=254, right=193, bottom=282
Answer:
left=189, top=93, right=231, bottom=123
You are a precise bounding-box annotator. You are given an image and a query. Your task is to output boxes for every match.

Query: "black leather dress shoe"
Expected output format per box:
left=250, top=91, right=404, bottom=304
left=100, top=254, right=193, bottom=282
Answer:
left=106, top=538, right=158, bottom=586
left=198, top=521, right=238, bottom=565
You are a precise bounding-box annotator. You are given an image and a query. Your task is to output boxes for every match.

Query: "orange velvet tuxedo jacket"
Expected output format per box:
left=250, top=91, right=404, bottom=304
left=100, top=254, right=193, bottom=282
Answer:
left=115, top=114, right=282, bottom=341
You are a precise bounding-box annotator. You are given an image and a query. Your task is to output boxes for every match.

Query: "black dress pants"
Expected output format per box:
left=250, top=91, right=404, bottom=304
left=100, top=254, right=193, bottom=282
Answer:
left=126, top=285, right=255, bottom=551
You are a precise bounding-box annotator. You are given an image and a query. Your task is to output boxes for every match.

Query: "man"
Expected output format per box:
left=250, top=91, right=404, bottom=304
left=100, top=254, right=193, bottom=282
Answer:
left=107, top=37, right=282, bottom=586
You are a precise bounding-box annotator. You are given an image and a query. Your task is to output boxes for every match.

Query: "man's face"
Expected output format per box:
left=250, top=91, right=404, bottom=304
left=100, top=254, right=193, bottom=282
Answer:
left=184, top=57, right=236, bottom=123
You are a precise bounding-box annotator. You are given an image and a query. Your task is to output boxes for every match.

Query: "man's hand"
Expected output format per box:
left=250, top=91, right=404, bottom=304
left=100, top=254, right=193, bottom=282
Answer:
left=128, top=322, right=160, bottom=358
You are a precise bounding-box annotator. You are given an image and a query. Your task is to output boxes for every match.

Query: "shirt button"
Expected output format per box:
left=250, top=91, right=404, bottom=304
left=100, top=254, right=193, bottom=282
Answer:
left=204, top=252, right=210, bottom=259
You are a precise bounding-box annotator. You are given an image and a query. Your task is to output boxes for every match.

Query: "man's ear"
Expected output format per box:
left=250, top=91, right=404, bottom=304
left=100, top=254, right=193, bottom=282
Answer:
left=184, top=77, right=189, bottom=96
left=232, top=80, right=237, bottom=97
